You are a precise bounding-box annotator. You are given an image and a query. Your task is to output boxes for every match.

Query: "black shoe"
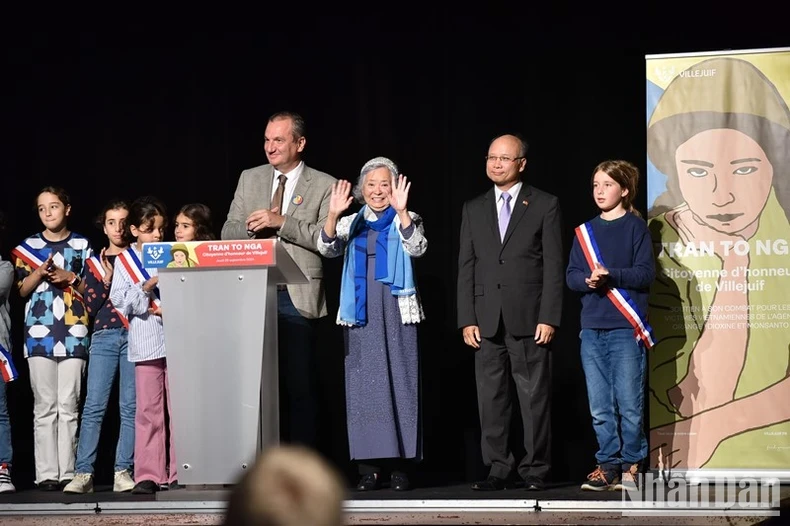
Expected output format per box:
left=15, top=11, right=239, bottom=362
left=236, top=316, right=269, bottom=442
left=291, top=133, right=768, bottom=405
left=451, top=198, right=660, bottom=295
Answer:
left=471, top=476, right=509, bottom=491
left=132, top=480, right=159, bottom=494
left=391, top=472, right=411, bottom=491
left=356, top=473, right=381, bottom=491
left=524, top=475, right=545, bottom=491
left=58, top=479, right=72, bottom=489
left=38, top=479, right=59, bottom=491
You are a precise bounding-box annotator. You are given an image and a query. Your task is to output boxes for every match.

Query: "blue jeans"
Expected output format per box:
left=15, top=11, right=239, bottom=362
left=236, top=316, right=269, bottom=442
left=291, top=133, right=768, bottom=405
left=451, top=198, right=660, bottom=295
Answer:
left=75, top=328, right=136, bottom=474
left=0, top=381, right=11, bottom=465
left=580, top=328, right=647, bottom=469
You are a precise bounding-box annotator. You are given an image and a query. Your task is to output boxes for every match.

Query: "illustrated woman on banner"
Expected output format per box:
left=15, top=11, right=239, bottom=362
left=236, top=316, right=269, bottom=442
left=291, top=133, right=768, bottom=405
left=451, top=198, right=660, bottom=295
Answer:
left=647, top=56, right=790, bottom=470
left=166, top=244, right=198, bottom=268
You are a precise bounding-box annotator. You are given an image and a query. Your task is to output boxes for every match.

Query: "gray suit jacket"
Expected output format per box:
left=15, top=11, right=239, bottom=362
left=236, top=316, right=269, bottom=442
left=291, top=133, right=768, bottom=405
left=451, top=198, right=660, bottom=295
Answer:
left=221, top=163, right=336, bottom=319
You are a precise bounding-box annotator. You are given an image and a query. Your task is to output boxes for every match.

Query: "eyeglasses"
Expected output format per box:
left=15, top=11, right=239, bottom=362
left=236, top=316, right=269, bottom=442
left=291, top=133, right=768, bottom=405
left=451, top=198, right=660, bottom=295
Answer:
left=485, top=155, right=524, bottom=164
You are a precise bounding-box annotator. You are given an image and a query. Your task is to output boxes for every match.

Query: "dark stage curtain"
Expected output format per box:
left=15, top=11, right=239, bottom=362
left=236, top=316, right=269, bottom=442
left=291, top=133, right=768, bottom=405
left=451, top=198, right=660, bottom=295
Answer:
left=3, top=18, right=786, bottom=489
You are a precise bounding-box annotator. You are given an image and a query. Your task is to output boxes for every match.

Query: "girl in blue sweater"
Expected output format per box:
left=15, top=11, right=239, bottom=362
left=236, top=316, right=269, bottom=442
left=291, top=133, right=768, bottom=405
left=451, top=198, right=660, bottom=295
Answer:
left=566, top=160, right=655, bottom=491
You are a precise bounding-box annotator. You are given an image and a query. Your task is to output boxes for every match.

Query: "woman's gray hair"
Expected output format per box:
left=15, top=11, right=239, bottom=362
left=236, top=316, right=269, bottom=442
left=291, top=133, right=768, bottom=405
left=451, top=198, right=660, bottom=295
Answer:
left=352, top=156, right=399, bottom=204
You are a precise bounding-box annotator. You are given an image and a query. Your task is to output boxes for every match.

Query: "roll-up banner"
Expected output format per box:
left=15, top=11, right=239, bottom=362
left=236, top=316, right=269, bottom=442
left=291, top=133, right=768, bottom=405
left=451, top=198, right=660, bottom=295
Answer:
left=646, top=47, right=790, bottom=480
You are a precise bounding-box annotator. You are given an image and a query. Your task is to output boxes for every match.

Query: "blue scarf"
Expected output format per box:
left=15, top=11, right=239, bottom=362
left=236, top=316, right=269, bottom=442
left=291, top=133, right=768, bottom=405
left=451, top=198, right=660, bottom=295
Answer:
left=339, top=206, right=417, bottom=326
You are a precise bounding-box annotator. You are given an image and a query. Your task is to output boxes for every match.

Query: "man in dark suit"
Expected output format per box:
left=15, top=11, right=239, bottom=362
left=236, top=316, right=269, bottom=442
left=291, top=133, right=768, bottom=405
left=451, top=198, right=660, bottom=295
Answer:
left=457, top=133, right=563, bottom=491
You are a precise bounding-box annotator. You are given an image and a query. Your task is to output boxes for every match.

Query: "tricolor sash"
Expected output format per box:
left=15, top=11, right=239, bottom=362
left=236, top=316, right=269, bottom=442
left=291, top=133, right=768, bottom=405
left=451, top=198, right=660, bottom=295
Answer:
left=86, top=256, right=130, bottom=328
left=0, top=343, right=18, bottom=383
left=575, top=222, right=655, bottom=349
left=11, top=240, right=50, bottom=271
left=11, top=240, right=83, bottom=300
left=117, top=248, right=161, bottom=310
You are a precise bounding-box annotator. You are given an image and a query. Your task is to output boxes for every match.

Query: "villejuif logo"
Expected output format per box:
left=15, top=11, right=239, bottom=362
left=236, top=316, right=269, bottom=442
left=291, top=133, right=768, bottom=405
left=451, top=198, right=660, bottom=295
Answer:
left=621, top=473, right=781, bottom=517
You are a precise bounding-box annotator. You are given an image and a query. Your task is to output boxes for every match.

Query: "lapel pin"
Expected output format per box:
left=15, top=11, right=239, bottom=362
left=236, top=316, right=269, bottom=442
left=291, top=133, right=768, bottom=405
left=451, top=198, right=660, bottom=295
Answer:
left=522, top=199, right=529, bottom=206
left=292, top=195, right=304, bottom=206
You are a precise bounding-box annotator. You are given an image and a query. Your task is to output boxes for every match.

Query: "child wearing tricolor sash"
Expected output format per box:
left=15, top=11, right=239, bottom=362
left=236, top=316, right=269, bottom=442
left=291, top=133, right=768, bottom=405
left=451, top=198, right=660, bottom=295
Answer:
left=0, top=210, right=18, bottom=493
left=565, top=161, right=655, bottom=492
left=13, top=187, right=92, bottom=491
left=64, top=200, right=136, bottom=494
left=109, top=196, right=177, bottom=494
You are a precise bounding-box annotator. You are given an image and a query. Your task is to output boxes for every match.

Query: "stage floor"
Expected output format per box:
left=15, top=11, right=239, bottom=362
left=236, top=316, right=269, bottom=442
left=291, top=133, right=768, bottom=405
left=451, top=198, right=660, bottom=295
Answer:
left=0, top=480, right=787, bottom=525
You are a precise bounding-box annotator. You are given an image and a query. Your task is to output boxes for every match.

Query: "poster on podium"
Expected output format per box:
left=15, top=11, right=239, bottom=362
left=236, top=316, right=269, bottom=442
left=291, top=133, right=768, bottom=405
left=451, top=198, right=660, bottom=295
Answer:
left=142, top=239, right=275, bottom=269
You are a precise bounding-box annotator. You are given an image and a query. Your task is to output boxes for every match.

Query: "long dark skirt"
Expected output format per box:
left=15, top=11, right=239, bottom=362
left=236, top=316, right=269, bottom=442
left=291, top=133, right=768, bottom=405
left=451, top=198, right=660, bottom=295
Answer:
left=344, top=251, right=420, bottom=461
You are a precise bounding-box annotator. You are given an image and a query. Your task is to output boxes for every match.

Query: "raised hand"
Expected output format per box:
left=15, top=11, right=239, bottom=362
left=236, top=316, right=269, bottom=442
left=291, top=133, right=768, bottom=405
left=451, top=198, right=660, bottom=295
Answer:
left=328, top=179, right=354, bottom=217
left=388, top=174, right=411, bottom=213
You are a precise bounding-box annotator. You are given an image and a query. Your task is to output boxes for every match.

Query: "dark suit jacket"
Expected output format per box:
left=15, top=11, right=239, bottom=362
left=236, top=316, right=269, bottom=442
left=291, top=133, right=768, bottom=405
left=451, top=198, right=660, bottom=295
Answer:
left=457, top=183, right=564, bottom=338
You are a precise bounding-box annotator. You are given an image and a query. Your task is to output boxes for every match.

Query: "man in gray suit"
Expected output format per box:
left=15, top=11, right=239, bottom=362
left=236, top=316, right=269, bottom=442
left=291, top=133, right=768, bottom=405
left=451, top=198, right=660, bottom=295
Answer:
left=222, top=111, right=335, bottom=447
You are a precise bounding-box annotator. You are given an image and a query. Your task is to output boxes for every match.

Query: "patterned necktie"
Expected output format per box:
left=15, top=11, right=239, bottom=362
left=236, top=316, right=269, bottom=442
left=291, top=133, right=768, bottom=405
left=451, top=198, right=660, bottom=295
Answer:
left=499, top=192, right=512, bottom=241
left=271, top=174, right=287, bottom=212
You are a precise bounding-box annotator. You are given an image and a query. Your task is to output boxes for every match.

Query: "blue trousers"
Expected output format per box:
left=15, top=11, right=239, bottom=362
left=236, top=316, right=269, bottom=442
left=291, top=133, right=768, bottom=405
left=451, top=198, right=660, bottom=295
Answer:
left=580, top=328, right=647, bottom=470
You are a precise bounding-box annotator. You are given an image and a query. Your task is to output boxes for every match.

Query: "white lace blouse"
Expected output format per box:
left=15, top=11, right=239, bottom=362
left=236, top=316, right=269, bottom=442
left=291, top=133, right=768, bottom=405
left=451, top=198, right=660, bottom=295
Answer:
left=317, top=208, right=427, bottom=325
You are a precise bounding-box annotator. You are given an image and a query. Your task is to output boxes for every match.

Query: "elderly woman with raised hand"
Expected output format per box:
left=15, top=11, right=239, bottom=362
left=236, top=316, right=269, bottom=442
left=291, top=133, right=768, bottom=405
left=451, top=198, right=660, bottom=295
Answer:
left=318, top=156, right=426, bottom=492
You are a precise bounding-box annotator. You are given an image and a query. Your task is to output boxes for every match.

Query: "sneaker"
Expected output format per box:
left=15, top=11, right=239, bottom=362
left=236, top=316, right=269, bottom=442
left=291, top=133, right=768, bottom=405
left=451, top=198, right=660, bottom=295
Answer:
left=0, top=464, right=15, bottom=494
left=113, top=469, right=135, bottom=493
left=581, top=465, right=620, bottom=491
left=614, top=463, right=640, bottom=491
left=63, top=473, right=93, bottom=494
